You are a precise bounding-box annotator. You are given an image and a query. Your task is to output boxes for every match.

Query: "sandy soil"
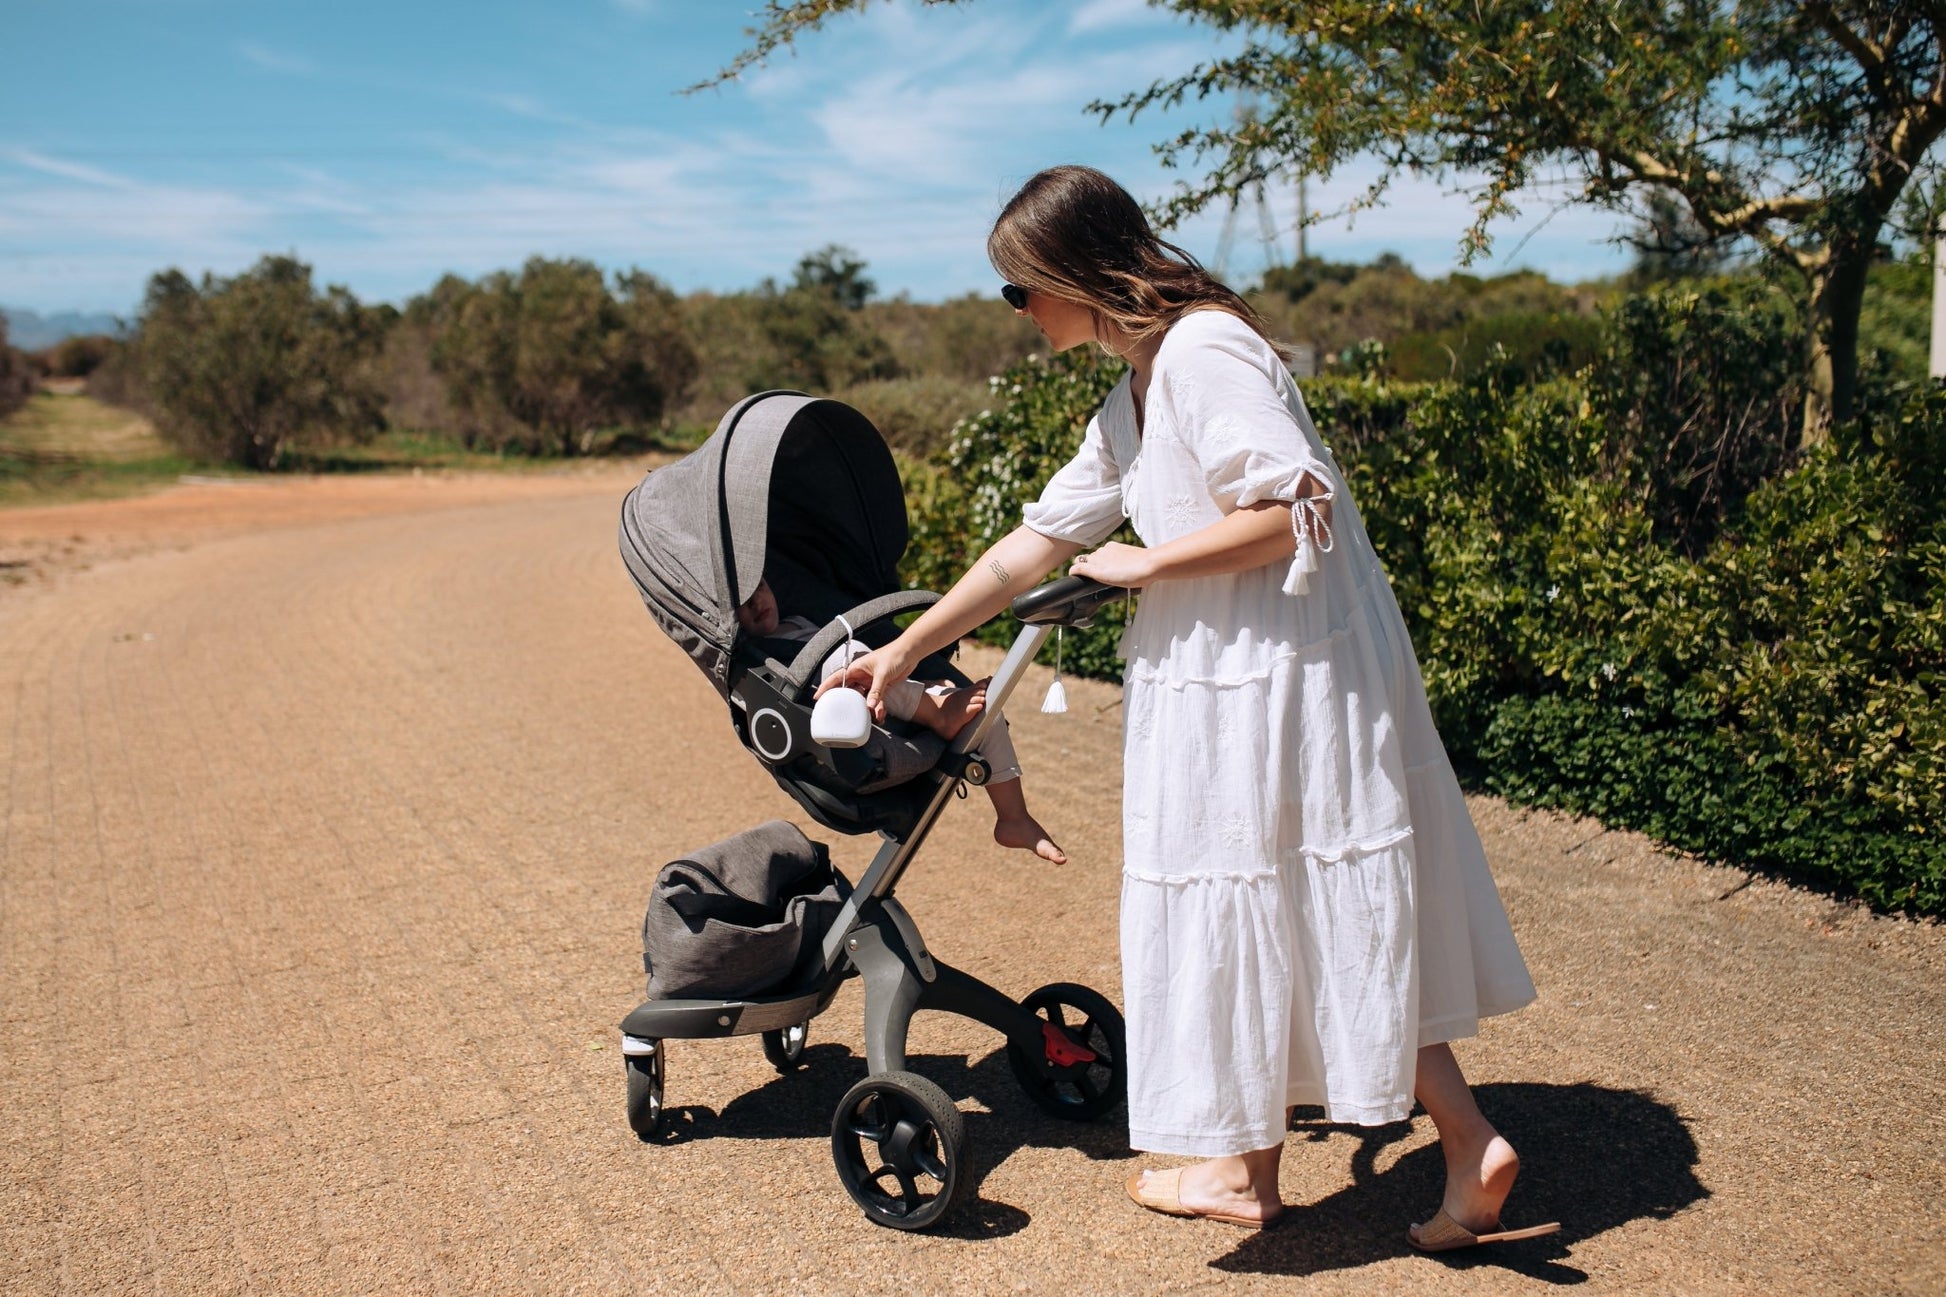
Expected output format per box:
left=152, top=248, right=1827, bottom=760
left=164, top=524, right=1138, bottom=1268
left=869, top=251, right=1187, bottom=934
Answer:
left=0, top=469, right=1940, bottom=1295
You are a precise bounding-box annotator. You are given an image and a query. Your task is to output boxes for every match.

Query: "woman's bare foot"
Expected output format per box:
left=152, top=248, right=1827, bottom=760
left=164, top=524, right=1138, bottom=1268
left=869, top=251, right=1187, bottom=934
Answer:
left=994, top=814, right=1067, bottom=864
left=910, top=679, right=987, bottom=740
left=1410, top=1133, right=1520, bottom=1242
left=1144, top=1152, right=1283, bottom=1226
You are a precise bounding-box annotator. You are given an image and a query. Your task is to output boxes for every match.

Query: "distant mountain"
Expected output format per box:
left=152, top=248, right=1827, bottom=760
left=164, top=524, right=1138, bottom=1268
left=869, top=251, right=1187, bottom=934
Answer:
left=2, top=307, right=128, bottom=351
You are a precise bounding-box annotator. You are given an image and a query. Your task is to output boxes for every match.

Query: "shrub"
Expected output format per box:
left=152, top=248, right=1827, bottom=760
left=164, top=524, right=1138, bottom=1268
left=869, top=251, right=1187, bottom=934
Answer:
left=824, top=376, right=986, bottom=456
left=899, top=288, right=1944, bottom=913
left=0, top=317, right=36, bottom=421
left=136, top=256, right=384, bottom=470
left=37, top=334, right=117, bottom=380
left=900, top=349, right=1133, bottom=677
left=1586, top=278, right=1803, bottom=553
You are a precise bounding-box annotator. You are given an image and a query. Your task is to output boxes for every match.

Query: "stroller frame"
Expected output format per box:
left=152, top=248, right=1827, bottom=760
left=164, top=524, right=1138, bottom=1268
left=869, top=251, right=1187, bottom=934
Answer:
left=620, top=575, right=1129, bottom=1231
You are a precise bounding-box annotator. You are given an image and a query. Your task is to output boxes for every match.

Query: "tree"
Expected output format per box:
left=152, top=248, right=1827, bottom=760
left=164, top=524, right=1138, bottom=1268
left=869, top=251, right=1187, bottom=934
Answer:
left=424, top=258, right=697, bottom=455
left=136, top=256, right=384, bottom=470
left=717, top=1, right=1946, bottom=445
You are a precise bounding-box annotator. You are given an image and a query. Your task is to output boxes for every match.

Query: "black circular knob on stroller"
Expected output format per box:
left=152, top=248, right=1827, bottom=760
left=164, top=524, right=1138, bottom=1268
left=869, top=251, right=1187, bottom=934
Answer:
left=749, top=707, right=795, bottom=762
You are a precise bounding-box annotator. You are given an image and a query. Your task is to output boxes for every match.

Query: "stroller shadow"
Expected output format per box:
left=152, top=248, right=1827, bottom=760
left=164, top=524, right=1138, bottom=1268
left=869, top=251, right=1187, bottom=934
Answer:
left=1213, top=1082, right=1704, bottom=1281
left=647, top=1041, right=1136, bottom=1239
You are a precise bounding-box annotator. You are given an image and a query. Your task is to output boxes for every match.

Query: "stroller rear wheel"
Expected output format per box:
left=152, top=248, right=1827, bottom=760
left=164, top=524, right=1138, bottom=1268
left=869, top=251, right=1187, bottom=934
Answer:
left=623, top=1039, right=665, bottom=1141
left=762, top=1021, right=809, bottom=1072
left=830, top=1071, right=970, bottom=1230
left=1007, top=983, right=1127, bottom=1121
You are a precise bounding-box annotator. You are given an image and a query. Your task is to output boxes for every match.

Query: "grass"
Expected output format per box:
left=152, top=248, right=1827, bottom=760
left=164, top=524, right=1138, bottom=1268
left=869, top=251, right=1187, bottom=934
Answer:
left=0, top=391, right=703, bottom=508
left=0, top=391, right=205, bottom=507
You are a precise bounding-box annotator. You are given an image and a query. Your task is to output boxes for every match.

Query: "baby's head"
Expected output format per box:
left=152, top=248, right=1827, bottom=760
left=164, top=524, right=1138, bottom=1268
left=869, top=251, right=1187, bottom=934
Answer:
left=736, top=578, right=780, bottom=637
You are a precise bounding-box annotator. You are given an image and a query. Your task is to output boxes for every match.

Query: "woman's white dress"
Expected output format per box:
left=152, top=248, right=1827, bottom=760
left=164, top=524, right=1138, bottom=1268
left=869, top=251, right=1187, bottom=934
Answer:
left=1022, top=312, right=1537, bottom=1157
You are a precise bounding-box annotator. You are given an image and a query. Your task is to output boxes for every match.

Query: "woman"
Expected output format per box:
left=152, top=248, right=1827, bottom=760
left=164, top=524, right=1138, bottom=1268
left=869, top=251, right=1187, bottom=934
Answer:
left=824, top=166, right=1556, bottom=1251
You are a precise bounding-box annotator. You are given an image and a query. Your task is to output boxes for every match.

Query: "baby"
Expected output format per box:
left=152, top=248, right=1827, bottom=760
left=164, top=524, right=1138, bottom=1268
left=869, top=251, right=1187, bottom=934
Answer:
left=737, top=578, right=1066, bottom=864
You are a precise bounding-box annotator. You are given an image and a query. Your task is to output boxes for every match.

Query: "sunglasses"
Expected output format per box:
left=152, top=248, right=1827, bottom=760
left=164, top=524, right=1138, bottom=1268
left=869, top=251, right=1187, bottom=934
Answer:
left=1000, top=283, right=1028, bottom=310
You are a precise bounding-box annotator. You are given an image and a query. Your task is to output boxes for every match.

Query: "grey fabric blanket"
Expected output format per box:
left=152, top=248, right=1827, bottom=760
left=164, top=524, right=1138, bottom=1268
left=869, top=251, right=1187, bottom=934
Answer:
left=642, top=820, right=849, bottom=1000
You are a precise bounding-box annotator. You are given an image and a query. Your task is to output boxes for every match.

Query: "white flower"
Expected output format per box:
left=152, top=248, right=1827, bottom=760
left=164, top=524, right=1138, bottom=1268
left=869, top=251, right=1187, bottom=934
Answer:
left=1546, top=584, right=1560, bottom=602
left=1601, top=662, right=1618, bottom=680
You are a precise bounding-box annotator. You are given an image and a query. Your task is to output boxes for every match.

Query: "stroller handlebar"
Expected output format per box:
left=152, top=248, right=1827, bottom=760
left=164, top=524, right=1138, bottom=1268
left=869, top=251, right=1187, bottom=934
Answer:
left=1010, top=575, right=1126, bottom=628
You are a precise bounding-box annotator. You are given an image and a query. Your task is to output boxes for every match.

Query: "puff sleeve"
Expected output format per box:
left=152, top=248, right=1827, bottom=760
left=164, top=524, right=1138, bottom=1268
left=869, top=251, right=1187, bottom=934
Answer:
left=1161, top=319, right=1335, bottom=595
left=1020, top=410, right=1127, bottom=548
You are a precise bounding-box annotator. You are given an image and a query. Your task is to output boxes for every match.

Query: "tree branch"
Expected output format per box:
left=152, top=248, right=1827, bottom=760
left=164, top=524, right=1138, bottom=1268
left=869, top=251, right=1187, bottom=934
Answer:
left=1803, top=1, right=1887, bottom=84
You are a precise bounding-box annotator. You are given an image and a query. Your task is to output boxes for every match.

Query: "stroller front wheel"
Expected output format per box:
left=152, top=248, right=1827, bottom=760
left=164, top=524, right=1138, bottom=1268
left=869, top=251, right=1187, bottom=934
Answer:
left=762, top=1021, right=809, bottom=1072
left=623, top=1039, right=665, bottom=1141
left=830, top=1071, right=970, bottom=1230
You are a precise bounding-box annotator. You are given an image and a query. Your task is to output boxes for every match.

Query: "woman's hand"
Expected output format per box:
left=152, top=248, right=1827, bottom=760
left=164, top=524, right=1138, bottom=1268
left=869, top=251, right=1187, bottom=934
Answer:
left=1070, top=541, right=1156, bottom=588
left=814, top=640, right=918, bottom=722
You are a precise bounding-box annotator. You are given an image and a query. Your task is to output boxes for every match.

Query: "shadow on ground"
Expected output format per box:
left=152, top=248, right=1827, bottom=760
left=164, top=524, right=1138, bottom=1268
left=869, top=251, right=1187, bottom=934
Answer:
left=1213, top=1082, right=1704, bottom=1282
left=641, top=1041, right=1134, bottom=1237
left=638, top=1044, right=1701, bottom=1263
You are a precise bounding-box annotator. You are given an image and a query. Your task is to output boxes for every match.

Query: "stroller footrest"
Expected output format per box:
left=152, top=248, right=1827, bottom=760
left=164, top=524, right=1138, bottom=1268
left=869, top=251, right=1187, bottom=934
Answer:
left=620, top=988, right=828, bottom=1040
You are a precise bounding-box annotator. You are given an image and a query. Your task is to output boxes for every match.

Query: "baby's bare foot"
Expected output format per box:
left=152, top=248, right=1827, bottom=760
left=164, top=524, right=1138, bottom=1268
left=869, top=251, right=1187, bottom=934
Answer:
left=914, top=680, right=987, bottom=741
left=995, top=815, right=1067, bottom=864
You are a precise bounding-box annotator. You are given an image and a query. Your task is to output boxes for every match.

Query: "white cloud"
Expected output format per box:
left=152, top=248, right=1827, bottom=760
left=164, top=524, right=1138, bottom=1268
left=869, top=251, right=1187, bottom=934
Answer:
left=236, top=40, right=316, bottom=76
left=2, top=148, right=139, bottom=191
left=1068, top=0, right=1173, bottom=36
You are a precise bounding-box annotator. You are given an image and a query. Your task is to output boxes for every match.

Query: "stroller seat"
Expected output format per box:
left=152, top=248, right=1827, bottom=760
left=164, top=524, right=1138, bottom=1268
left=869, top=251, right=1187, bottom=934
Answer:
left=621, top=391, right=987, bottom=840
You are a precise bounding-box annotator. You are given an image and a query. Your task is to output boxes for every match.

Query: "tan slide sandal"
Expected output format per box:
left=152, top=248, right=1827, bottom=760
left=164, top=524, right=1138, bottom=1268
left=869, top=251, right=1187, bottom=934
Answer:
left=1125, top=1168, right=1283, bottom=1231
left=1408, top=1207, right=1562, bottom=1252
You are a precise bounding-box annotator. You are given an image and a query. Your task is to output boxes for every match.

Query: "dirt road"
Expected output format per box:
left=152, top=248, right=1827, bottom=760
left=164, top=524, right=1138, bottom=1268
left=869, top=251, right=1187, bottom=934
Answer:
left=1, top=470, right=1940, bottom=1295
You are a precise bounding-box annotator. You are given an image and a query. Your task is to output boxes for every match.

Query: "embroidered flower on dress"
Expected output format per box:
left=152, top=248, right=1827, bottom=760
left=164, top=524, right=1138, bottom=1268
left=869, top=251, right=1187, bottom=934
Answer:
left=1218, top=813, right=1254, bottom=850
left=1164, top=493, right=1199, bottom=529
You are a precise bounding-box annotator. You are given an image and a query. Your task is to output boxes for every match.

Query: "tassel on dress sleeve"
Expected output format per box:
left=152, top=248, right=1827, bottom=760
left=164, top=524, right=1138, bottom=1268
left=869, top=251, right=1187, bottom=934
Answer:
left=1280, top=489, right=1335, bottom=596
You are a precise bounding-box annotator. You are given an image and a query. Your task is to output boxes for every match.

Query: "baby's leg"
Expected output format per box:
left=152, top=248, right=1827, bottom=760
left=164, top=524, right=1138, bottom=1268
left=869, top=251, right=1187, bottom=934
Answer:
left=900, top=679, right=987, bottom=740
left=985, top=776, right=1067, bottom=865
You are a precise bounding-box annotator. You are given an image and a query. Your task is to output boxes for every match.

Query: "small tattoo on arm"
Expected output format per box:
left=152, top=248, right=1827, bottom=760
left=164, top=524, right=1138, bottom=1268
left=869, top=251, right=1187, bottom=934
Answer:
left=988, top=558, right=1011, bottom=586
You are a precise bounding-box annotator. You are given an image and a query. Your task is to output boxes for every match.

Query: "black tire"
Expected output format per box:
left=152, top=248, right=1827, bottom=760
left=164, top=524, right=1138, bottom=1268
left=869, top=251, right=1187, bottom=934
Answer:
left=1006, top=983, right=1127, bottom=1121
left=762, top=1021, right=809, bottom=1072
left=623, top=1040, right=664, bottom=1141
left=830, top=1071, right=970, bottom=1230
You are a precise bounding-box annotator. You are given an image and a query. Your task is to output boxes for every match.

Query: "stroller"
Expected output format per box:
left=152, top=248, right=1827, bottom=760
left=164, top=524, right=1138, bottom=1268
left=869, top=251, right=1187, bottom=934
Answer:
left=616, top=390, right=1131, bottom=1230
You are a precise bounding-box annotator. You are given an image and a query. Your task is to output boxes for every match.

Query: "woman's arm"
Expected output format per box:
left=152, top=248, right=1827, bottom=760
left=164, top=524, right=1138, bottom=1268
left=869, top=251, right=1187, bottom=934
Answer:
left=1069, top=472, right=1331, bottom=588
left=817, top=524, right=1083, bottom=716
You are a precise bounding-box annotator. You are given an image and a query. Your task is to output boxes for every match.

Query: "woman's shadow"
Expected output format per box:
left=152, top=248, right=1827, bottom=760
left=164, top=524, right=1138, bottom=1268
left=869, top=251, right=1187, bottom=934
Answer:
left=1213, top=1082, right=1705, bottom=1282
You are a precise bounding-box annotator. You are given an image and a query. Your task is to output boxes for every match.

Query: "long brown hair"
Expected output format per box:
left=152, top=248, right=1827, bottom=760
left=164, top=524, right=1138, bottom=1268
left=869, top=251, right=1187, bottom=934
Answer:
left=987, top=165, right=1278, bottom=353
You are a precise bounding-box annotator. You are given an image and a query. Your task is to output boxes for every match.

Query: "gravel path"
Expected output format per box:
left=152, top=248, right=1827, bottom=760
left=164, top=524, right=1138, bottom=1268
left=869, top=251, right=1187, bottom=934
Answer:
left=0, top=471, right=1939, bottom=1295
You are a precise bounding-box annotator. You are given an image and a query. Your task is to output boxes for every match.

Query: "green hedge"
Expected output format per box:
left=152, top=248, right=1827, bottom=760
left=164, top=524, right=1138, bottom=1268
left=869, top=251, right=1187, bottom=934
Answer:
left=901, top=292, right=1944, bottom=914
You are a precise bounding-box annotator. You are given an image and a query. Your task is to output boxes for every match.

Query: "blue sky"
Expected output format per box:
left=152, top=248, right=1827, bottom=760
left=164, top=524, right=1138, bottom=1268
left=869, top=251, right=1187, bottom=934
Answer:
left=1, top=0, right=1636, bottom=316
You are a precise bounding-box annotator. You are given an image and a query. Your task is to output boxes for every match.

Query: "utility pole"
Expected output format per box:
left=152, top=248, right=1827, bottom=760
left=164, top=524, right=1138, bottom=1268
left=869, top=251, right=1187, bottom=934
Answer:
left=1297, top=174, right=1309, bottom=264
left=1932, top=218, right=1946, bottom=379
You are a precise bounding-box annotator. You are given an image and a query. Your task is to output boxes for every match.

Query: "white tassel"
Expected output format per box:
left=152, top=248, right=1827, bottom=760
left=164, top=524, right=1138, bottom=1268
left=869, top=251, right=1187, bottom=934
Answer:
left=1041, top=626, right=1069, bottom=713
left=1282, top=493, right=1334, bottom=596
left=1041, top=678, right=1068, bottom=714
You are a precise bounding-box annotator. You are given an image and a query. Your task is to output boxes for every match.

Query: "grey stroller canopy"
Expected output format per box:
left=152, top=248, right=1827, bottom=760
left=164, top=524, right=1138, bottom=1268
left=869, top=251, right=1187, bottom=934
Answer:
left=619, top=391, right=909, bottom=696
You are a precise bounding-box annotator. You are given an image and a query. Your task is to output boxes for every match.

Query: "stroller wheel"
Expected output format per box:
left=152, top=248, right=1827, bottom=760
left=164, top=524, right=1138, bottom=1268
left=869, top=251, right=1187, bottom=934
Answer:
left=830, top=1071, right=970, bottom=1230
left=623, top=1039, right=665, bottom=1141
left=762, top=1021, right=809, bottom=1073
left=1007, top=983, right=1127, bottom=1121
